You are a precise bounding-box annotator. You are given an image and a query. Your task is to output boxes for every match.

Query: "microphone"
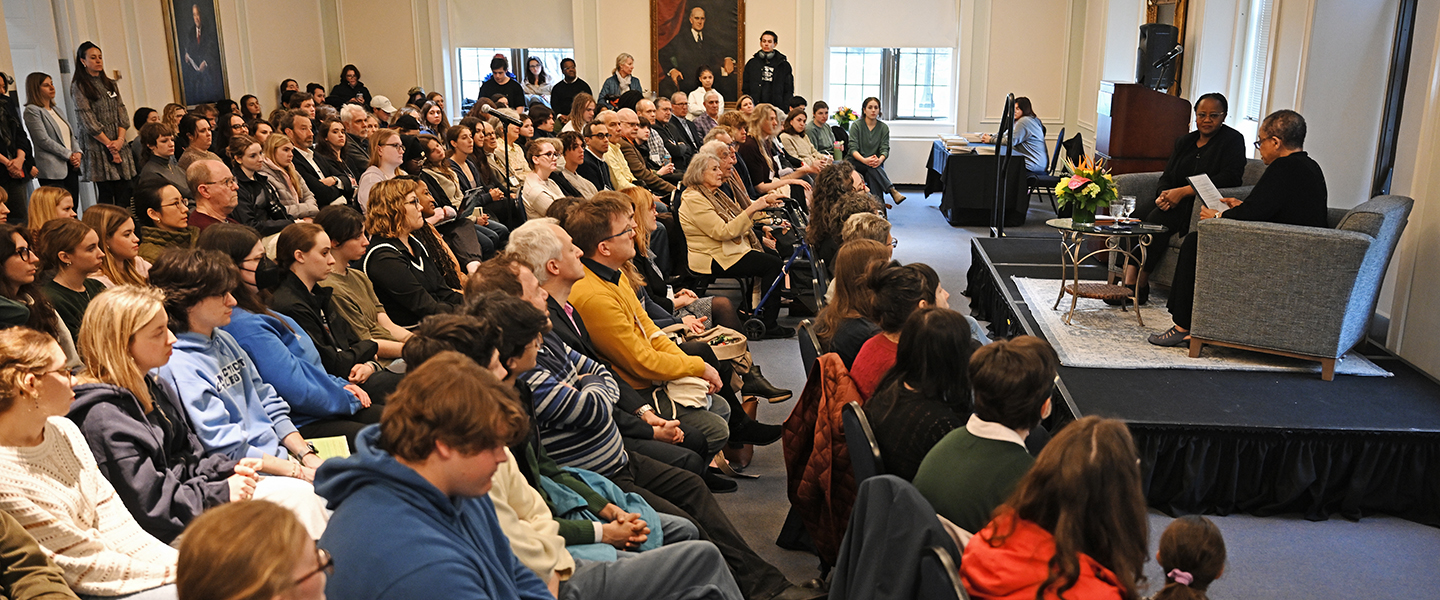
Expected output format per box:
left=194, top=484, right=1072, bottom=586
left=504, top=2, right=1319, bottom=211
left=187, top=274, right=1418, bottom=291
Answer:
left=1153, top=44, right=1183, bottom=69
left=481, top=104, right=523, bottom=127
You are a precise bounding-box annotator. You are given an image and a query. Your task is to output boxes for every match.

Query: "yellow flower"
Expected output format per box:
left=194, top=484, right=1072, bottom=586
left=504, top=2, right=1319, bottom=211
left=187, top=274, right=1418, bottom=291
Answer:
left=1084, top=183, right=1100, bottom=197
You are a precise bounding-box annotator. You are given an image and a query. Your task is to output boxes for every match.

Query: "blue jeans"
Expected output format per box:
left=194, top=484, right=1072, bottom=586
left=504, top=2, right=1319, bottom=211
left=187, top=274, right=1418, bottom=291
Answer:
left=562, top=541, right=742, bottom=600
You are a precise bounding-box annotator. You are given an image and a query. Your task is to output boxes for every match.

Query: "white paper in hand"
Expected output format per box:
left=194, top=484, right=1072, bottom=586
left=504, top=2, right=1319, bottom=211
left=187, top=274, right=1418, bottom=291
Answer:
left=1188, top=174, right=1228, bottom=212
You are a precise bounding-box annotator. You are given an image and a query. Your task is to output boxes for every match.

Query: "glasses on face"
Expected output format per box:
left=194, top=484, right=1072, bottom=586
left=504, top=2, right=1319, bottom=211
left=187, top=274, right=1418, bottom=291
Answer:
left=1253, top=136, right=1276, bottom=149
left=537, top=151, right=557, bottom=159
left=1195, top=112, right=1225, bottom=120
left=586, top=133, right=607, bottom=139
left=204, top=177, right=237, bottom=187
left=380, top=142, right=402, bottom=149
left=160, top=201, right=187, bottom=211
left=35, top=366, right=74, bottom=384
left=601, top=226, right=635, bottom=242
left=404, top=199, right=421, bottom=207
left=12, top=246, right=34, bottom=260
left=295, top=548, right=335, bottom=585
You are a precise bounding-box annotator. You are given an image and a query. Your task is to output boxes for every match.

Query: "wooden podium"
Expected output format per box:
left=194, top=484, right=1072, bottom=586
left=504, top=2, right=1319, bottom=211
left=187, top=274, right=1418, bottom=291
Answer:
left=1096, top=82, right=1191, bottom=174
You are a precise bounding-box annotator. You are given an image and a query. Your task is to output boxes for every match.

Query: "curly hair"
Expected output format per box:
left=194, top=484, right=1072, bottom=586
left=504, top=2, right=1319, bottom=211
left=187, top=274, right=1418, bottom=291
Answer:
left=0, top=327, right=60, bottom=414
left=807, top=161, right=862, bottom=247
left=364, top=179, right=417, bottom=239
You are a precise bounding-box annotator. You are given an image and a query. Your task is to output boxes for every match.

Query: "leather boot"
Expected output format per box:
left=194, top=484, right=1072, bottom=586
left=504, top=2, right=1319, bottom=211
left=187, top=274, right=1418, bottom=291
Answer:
left=741, top=365, right=793, bottom=402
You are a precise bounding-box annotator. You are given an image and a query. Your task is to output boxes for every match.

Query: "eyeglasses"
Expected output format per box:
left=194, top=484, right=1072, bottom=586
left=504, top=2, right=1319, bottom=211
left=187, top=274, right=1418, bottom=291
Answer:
left=537, top=151, right=557, bottom=158
left=203, top=177, right=237, bottom=187
left=160, top=201, right=187, bottom=211
left=1252, top=136, right=1276, bottom=149
left=35, top=366, right=74, bottom=384
left=586, top=133, right=607, bottom=139
left=12, top=246, right=34, bottom=260
left=1195, top=112, right=1226, bottom=120
left=295, top=548, right=335, bottom=585
left=601, top=226, right=635, bottom=242
left=404, top=199, right=422, bottom=207
left=380, top=142, right=402, bottom=149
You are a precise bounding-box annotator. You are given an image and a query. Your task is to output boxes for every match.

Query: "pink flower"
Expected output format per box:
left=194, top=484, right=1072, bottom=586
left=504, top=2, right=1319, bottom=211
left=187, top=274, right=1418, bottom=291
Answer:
left=1067, top=177, right=1091, bottom=191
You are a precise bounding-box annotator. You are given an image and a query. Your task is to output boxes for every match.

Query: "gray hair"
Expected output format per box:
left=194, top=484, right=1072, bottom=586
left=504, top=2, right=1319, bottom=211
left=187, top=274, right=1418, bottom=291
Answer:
left=842, top=212, right=891, bottom=244
left=340, top=104, right=367, bottom=124
left=505, top=218, right=563, bottom=284
left=705, top=90, right=721, bottom=101
left=683, top=153, right=725, bottom=188
left=1260, top=109, right=1306, bottom=149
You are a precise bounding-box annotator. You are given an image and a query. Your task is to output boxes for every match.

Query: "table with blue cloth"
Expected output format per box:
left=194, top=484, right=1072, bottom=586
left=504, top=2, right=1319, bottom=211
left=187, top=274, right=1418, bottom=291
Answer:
left=924, top=139, right=1030, bottom=227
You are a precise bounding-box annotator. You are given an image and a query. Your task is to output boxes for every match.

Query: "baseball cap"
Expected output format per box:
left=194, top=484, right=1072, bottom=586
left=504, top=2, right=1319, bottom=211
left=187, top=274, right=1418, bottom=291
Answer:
left=370, top=96, right=398, bottom=115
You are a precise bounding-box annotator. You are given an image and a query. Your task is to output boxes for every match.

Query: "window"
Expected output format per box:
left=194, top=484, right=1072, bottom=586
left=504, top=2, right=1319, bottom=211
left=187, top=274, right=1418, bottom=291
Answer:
left=1234, top=0, right=1275, bottom=148
left=827, top=48, right=953, bottom=121
left=457, top=47, right=574, bottom=110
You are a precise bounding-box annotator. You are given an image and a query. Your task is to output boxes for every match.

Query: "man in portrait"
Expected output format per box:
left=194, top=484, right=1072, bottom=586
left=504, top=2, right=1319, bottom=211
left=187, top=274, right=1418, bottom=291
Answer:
left=180, top=2, right=224, bottom=104
left=661, top=6, right=712, bottom=94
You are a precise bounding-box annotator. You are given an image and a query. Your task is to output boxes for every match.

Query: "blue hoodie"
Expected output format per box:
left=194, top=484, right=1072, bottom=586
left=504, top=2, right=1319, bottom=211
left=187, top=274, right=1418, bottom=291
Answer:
left=221, top=308, right=360, bottom=428
left=158, top=329, right=298, bottom=460
left=315, top=426, right=552, bottom=600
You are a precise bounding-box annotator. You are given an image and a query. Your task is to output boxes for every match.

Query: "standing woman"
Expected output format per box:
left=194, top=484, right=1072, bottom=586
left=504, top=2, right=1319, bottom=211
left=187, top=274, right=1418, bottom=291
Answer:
left=0, top=327, right=180, bottom=599
left=258, top=134, right=319, bottom=219
left=22, top=72, right=81, bottom=199
left=599, top=53, right=644, bottom=103
left=848, top=96, right=905, bottom=205
left=71, top=42, right=135, bottom=206
left=357, top=128, right=402, bottom=211
left=327, top=64, right=371, bottom=109
left=0, top=76, right=36, bottom=222
left=81, top=203, right=150, bottom=287
left=37, top=218, right=105, bottom=346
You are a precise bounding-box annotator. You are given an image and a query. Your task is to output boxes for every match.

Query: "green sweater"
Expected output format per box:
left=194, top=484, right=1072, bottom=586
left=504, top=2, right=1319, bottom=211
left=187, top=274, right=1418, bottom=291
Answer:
left=913, top=426, right=1034, bottom=534
left=848, top=119, right=891, bottom=159
left=0, top=508, right=76, bottom=600
left=42, top=279, right=105, bottom=346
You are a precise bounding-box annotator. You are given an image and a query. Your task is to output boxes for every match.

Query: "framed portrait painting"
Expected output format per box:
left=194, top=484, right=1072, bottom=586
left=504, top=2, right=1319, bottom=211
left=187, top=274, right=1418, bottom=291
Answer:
left=163, top=0, right=228, bottom=106
left=652, top=0, right=744, bottom=106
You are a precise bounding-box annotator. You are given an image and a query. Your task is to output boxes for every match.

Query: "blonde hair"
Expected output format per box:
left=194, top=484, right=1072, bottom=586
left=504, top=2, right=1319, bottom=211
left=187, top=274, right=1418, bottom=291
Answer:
left=613, top=53, right=634, bottom=75
left=366, top=128, right=400, bottom=171
left=76, top=286, right=165, bottom=412
left=618, top=187, right=654, bottom=290
left=81, top=205, right=147, bottom=287
left=0, top=327, right=60, bottom=415
left=748, top=103, right=778, bottom=141
left=261, top=133, right=305, bottom=196
left=363, top=179, right=416, bottom=239
left=26, top=187, right=74, bottom=237
left=177, top=500, right=314, bottom=600
left=162, top=103, right=187, bottom=129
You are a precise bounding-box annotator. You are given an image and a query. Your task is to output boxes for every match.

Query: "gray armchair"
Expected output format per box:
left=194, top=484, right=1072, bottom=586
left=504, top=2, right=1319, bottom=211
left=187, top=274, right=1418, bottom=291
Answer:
left=1110, top=159, right=1268, bottom=287
left=1187, top=195, right=1413, bottom=380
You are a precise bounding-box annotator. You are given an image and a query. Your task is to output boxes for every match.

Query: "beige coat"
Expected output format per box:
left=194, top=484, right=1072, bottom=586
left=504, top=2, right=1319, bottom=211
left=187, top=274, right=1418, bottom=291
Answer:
left=679, top=187, right=757, bottom=274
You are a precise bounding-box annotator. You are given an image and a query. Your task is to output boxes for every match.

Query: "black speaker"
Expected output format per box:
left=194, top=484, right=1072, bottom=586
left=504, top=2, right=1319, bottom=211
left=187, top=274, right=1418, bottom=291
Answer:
left=1137, top=23, right=1180, bottom=89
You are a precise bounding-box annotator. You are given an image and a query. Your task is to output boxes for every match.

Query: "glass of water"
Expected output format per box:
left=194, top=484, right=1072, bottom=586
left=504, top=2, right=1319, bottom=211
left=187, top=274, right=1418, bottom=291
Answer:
left=1117, top=195, right=1137, bottom=220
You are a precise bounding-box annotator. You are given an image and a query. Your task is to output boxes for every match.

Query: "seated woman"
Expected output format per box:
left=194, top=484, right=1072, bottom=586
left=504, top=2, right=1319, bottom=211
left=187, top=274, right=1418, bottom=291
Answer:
left=850, top=262, right=947, bottom=398
left=806, top=162, right=866, bottom=263
left=778, top=107, right=832, bottom=170
left=813, top=239, right=891, bottom=369
left=443, top=124, right=510, bottom=249
left=677, top=153, right=791, bottom=339
left=82, top=204, right=150, bottom=287
left=809, top=189, right=881, bottom=270
left=848, top=96, right=906, bottom=205
left=176, top=114, right=222, bottom=173
left=134, top=122, right=188, bottom=199
left=360, top=179, right=463, bottom=328
left=1117, top=93, right=1248, bottom=302
left=0, top=225, right=78, bottom=368
left=864, top=308, right=978, bottom=481
left=312, top=118, right=358, bottom=209
left=980, top=96, right=1048, bottom=178
left=177, top=501, right=328, bottom=600
left=960, top=416, right=1148, bottom=600
left=228, top=135, right=294, bottom=237
left=70, top=285, right=328, bottom=544
left=413, top=134, right=489, bottom=264
left=312, top=206, right=411, bottom=361
left=1149, top=109, right=1328, bottom=347
left=134, top=182, right=199, bottom=263
left=475, top=119, right=526, bottom=230
left=357, top=128, right=402, bottom=211
left=805, top=101, right=838, bottom=161
left=737, top=103, right=818, bottom=199
left=522, top=138, right=565, bottom=220
left=196, top=224, right=380, bottom=449
left=25, top=186, right=77, bottom=237
left=271, top=222, right=402, bottom=402
left=37, top=218, right=105, bottom=345
left=0, top=327, right=178, bottom=598
left=150, top=248, right=326, bottom=478
left=258, top=134, right=319, bottom=220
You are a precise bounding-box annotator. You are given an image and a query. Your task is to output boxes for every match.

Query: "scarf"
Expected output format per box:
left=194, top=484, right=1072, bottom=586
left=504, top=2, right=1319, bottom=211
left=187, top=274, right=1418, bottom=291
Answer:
left=698, top=185, right=760, bottom=251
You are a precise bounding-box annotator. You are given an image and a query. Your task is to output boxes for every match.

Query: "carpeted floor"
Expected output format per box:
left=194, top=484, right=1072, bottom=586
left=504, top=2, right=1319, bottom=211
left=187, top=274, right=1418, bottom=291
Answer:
left=721, top=187, right=1440, bottom=598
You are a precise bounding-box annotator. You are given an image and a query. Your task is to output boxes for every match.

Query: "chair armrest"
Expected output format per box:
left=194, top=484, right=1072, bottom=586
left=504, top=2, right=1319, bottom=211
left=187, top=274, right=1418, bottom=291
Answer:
left=1191, top=219, right=1374, bottom=358
left=1114, top=172, right=1162, bottom=207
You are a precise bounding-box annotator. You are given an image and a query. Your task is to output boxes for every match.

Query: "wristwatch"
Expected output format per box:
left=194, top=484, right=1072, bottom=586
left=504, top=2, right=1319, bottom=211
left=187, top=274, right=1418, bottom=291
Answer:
left=304, top=442, right=319, bottom=458
left=635, top=404, right=654, bottom=417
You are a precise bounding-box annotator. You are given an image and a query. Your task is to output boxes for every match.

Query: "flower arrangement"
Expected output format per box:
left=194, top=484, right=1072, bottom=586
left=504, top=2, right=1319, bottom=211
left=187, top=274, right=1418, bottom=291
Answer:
left=1054, top=154, right=1117, bottom=224
left=834, top=106, right=858, bottom=128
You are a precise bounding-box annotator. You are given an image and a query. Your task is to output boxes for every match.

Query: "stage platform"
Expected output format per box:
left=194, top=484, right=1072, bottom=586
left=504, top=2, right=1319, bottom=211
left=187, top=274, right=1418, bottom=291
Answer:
left=964, top=235, right=1440, bottom=526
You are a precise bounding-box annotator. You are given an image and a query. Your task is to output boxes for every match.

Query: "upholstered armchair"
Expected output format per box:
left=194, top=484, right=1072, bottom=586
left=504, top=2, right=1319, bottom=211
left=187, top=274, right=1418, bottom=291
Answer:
left=1110, top=159, right=1268, bottom=287
left=1187, top=195, right=1414, bottom=380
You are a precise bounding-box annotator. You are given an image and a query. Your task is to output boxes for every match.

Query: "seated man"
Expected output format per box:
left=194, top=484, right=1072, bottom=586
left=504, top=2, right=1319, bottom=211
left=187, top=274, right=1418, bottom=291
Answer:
left=596, top=111, right=640, bottom=191
left=565, top=193, right=783, bottom=447
left=912, top=336, right=1055, bottom=535
left=615, top=108, right=677, bottom=195
left=1149, top=109, right=1328, bottom=347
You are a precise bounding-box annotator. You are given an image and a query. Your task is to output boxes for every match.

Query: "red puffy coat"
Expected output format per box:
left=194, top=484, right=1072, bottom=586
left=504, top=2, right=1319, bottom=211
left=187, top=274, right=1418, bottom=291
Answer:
left=783, top=353, right=865, bottom=565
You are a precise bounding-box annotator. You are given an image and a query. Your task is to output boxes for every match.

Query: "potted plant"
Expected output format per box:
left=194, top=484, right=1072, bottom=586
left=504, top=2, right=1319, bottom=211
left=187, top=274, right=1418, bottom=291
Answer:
left=833, top=106, right=858, bottom=129
left=1054, top=154, right=1116, bottom=224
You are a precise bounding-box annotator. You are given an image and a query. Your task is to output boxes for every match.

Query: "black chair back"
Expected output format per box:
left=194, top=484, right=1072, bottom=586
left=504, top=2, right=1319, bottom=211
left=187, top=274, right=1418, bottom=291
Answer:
left=1046, top=127, right=1066, bottom=175
left=1061, top=133, right=1085, bottom=166
left=916, top=545, right=968, bottom=600
left=811, top=258, right=830, bottom=310
left=842, top=401, right=884, bottom=481
left=798, top=319, right=821, bottom=376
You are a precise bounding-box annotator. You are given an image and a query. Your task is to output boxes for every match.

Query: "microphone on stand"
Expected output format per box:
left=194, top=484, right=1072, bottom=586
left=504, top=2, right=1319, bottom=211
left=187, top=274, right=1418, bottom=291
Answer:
left=1153, top=44, right=1184, bottom=69
left=481, top=103, right=523, bottom=127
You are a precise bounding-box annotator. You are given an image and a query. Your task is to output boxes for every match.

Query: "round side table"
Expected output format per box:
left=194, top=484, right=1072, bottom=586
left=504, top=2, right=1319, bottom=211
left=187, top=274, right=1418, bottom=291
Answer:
left=1044, top=218, right=1168, bottom=326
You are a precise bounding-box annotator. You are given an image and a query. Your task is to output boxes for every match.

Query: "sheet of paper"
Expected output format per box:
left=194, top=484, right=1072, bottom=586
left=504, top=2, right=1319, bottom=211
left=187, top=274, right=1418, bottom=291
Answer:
left=310, top=436, right=351, bottom=460
left=1188, top=174, right=1227, bottom=212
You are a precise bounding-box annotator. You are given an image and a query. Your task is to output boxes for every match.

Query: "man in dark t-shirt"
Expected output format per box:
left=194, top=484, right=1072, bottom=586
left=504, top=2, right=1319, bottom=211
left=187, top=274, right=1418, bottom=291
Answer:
left=477, top=56, right=525, bottom=110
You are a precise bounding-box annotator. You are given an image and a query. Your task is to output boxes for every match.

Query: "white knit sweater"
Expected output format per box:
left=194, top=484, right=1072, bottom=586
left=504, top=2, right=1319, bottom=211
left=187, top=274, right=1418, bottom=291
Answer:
left=0, top=417, right=177, bottom=595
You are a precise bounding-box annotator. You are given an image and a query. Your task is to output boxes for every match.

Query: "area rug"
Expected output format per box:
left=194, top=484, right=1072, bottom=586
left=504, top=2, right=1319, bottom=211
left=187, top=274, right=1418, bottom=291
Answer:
left=1011, top=277, right=1391, bottom=376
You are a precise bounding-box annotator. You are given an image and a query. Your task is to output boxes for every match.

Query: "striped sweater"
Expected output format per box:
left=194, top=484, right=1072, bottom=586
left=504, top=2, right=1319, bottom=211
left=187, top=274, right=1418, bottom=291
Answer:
left=522, top=333, right=626, bottom=477
left=0, top=418, right=177, bottom=595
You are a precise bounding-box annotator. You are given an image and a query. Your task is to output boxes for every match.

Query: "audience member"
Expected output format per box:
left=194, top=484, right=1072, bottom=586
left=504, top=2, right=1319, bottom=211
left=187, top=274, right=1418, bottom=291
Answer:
left=850, top=262, right=946, bottom=398
left=134, top=183, right=198, bottom=263
left=150, top=248, right=326, bottom=478
left=848, top=96, right=905, bottom=205
left=312, top=206, right=410, bottom=361
left=808, top=163, right=874, bottom=265
left=738, top=103, right=818, bottom=197
left=23, top=72, right=82, bottom=199
left=562, top=92, right=597, bottom=133
left=129, top=108, right=160, bottom=167
left=842, top=211, right=891, bottom=246
left=599, top=53, right=644, bottom=102
left=522, top=139, right=564, bottom=219
left=245, top=118, right=272, bottom=144
left=24, top=186, right=76, bottom=237
left=812, top=239, right=891, bottom=368
left=736, top=96, right=755, bottom=114
left=135, top=122, right=190, bottom=199
left=419, top=101, right=448, bottom=136
left=71, top=285, right=329, bottom=543
left=37, top=218, right=105, bottom=345
left=550, top=58, right=591, bottom=117
left=227, top=135, right=293, bottom=236
left=186, top=160, right=240, bottom=230
left=238, top=94, right=262, bottom=121
left=616, top=109, right=676, bottom=194
left=313, top=118, right=358, bottom=207
left=0, top=327, right=178, bottom=598
left=258, top=134, right=319, bottom=219
left=960, top=416, right=1148, bottom=600
left=650, top=96, right=694, bottom=169
left=530, top=105, right=557, bottom=139
left=578, top=121, right=616, bottom=192
left=521, top=57, right=552, bottom=104
left=82, top=204, right=150, bottom=287
left=442, top=125, right=510, bottom=248
left=863, top=308, right=978, bottom=481
left=368, top=96, right=398, bottom=126
left=176, top=114, right=221, bottom=173
left=285, top=93, right=316, bottom=121
left=553, top=131, right=598, bottom=198
left=417, top=134, right=493, bottom=261
left=281, top=112, right=344, bottom=209
left=693, top=90, right=721, bottom=138
left=1154, top=516, right=1227, bottom=600
left=678, top=154, right=790, bottom=337
left=806, top=100, right=839, bottom=160
left=914, top=335, right=1055, bottom=535
left=478, top=56, right=526, bottom=110
left=700, top=128, right=759, bottom=201
left=340, top=104, right=371, bottom=176
left=0, top=508, right=75, bottom=600
left=360, top=179, right=462, bottom=327
left=357, top=128, right=402, bottom=210
left=743, top=31, right=794, bottom=107
left=279, top=80, right=299, bottom=106
left=495, top=109, right=533, bottom=183
left=176, top=500, right=328, bottom=600
left=687, top=66, right=724, bottom=119
left=0, top=225, right=78, bottom=368
left=161, top=104, right=186, bottom=132
left=779, top=107, right=831, bottom=169
left=328, top=64, right=371, bottom=109
left=71, top=42, right=136, bottom=206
